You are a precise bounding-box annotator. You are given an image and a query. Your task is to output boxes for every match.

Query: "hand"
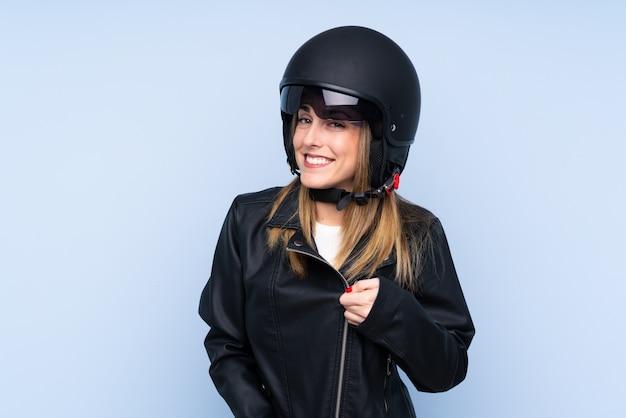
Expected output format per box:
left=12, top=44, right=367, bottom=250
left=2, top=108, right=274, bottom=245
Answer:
left=339, top=278, right=380, bottom=326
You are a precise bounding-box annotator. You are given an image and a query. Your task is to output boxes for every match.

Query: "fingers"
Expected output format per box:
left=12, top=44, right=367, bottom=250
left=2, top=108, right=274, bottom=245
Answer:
left=342, top=298, right=372, bottom=325
left=349, top=277, right=379, bottom=292
left=343, top=310, right=362, bottom=326
left=339, top=278, right=380, bottom=325
left=340, top=278, right=379, bottom=306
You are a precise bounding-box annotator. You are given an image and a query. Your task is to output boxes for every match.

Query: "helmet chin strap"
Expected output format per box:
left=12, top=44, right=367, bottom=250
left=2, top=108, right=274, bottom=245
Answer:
left=308, top=170, right=401, bottom=211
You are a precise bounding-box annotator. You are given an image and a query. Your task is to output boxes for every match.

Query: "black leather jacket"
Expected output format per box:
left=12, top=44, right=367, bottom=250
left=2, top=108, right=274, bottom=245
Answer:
left=199, top=186, right=474, bottom=418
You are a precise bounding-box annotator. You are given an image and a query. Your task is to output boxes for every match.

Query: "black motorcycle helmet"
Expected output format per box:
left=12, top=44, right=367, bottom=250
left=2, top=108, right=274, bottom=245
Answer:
left=279, top=26, right=421, bottom=199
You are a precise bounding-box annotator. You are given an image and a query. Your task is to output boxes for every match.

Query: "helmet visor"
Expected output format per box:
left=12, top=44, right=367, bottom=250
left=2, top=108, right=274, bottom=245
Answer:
left=280, top=86, right=379, bottom=122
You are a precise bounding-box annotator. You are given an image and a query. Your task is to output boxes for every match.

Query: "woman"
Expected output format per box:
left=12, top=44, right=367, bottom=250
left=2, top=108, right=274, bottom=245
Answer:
left=199, top=26, right=474, bottom=418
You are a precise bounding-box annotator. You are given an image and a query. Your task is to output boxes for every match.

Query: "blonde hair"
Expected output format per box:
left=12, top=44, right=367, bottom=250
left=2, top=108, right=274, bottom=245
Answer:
left=267, top=124, right=433, bottom=291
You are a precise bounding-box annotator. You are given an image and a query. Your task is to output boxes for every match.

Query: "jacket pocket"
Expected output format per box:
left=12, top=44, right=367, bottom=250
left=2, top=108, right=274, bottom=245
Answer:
left=383, top=353, right=392, bottom=413
left=383, top=355, right=417, bottom=418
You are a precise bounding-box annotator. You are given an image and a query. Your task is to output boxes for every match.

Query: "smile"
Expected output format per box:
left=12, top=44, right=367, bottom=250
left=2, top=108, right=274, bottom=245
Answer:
left=305, top=154, right=334, bottom=166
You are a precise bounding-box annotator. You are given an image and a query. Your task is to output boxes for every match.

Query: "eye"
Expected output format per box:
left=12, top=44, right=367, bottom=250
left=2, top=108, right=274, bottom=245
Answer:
left=297, top=116, right=312, bottom=125
left=327, top=120, right=347, bottom=130
left=296, top=109, right=313, bottom=126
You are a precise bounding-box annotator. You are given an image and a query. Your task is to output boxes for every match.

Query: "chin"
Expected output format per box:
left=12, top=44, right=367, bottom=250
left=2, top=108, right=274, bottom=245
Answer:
left=301, top=179, right=349, bottom=191
left=300, top=176, right=331, bottom=190
left=300, top=181, right=328, bottom=190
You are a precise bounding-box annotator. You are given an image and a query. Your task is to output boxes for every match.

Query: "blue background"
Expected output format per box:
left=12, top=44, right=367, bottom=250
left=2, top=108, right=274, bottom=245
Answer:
left=1, top=1, right=625, bottom=417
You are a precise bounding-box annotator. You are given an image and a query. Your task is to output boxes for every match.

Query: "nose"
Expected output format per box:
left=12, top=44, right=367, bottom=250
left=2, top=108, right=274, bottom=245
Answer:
left=299, top=119, right=323, bottom=147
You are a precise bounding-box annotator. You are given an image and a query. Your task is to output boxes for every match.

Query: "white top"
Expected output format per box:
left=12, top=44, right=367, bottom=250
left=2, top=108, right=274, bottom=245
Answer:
left=314, top=222, right=342, bottom=268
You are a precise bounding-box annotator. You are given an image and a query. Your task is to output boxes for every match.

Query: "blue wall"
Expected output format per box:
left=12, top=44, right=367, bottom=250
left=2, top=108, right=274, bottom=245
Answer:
left=1, top=1, right=625, bottom=417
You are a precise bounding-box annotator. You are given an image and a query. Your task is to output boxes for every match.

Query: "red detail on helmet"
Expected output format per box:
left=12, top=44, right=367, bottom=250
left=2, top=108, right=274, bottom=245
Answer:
left=386, top=173, right=400, bottom=195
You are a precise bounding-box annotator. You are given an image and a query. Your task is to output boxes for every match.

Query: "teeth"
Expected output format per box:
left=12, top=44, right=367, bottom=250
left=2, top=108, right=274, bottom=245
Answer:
left=306, top=155, right=332, bottom=165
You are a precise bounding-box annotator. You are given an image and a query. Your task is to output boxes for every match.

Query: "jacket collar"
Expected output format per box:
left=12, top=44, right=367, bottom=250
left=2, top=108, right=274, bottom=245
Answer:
left=267, top=183, right=396, bottom=267
left=266, top=182, right=397, bottom=273
left=267, top=182, right=301, bottom=230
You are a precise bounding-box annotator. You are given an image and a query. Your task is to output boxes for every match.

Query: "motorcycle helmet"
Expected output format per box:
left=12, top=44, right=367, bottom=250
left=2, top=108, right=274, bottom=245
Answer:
left=279, top=26, right=421, bottom=204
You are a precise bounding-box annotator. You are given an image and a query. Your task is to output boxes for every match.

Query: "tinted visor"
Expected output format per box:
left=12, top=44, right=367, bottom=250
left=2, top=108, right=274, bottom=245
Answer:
left=280, top=86, right=379, bottom=122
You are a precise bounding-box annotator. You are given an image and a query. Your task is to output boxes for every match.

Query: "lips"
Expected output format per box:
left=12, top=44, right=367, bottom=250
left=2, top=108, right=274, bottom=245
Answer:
left=305, top=154, right=334, bottom=167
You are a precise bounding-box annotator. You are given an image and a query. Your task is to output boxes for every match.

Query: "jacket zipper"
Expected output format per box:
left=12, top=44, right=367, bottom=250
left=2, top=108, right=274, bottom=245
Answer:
left=334, top=319, right=349, bottom=418
left=286, top=244, right=350, bottom=418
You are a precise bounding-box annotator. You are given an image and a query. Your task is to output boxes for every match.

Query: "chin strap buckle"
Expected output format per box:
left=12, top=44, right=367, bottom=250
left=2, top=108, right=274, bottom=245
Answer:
left=353, top=192, right=368, bottom=205
left=378, top=170, right=400, bottom=197
left=316, top=169, right=402, bottom=211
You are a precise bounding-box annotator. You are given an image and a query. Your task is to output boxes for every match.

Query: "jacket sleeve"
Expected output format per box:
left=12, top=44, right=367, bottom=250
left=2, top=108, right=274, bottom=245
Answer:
left=355, top=218, right=475, bottom=393
left=198, top=199, right=277, bottom=417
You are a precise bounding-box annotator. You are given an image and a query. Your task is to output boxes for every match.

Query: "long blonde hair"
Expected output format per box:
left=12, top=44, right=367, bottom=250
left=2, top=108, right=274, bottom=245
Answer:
left=267, top=124, right=433, bottom=291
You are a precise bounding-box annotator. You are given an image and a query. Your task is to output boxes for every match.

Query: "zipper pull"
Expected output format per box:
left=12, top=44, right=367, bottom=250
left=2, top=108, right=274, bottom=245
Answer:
left=386, top=354, right=392, bottom=376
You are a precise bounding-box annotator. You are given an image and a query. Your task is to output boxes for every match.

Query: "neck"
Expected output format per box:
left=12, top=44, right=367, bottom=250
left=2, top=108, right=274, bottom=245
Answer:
left=315, top=201, right=344, bottom=226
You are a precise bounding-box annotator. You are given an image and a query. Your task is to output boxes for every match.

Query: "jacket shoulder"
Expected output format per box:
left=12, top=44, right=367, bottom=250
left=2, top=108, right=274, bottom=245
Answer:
left=227, top=187, right=285, bottom=226
left=233, top=186, right=283, bottom=206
